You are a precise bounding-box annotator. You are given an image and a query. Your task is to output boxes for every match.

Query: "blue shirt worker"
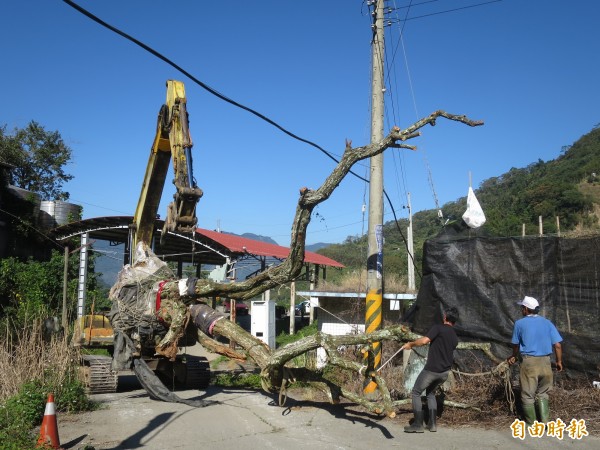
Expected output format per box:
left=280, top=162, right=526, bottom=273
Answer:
left=507, top=296, right=563, bottom=426
left=401, top=307, right=459, bottom=433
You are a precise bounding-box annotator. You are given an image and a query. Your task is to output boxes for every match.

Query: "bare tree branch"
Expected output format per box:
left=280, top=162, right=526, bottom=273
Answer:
left=160, top=110, right=483, bottom=301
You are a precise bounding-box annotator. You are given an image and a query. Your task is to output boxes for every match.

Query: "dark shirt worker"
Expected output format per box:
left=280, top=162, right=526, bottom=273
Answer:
left=401, top=307, right=459, bottom=433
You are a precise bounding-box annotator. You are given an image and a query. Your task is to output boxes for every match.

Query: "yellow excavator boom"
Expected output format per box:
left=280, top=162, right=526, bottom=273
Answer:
left=132, top=80, right=203, bottom=253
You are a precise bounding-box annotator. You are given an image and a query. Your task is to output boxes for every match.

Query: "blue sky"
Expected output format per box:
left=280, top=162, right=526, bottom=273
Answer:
left=2, top=1, right=599, bottom=246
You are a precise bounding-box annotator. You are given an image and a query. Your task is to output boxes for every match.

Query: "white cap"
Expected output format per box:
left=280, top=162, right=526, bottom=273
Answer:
left=517, top=296, right=539, bottom=310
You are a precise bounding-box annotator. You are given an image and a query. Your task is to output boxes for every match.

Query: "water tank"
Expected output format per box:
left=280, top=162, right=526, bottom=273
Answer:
left=38, top=200, right=82, bottom=229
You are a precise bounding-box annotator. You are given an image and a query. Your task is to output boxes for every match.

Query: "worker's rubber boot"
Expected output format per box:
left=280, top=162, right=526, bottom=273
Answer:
left=536, top=398, right=550, bottom=424
left=404, top=411, right=425, bottom=433
left=522, top=403, right=536, bottom=427
left=427, top=409, right=437, bottom=432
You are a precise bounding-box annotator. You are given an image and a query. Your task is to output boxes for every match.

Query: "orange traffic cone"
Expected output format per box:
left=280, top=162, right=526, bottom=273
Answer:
left=37, top=393, right=61, bottom=449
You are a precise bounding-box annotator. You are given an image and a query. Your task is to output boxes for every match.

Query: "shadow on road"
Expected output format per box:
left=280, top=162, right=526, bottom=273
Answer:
left=271, top=395, right=396, bottom=440
left=110, top=412, right=176, bottom=450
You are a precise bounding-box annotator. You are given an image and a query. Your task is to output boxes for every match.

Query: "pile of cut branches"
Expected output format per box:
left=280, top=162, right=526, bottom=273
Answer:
left=437, top=374, right=600, bottom=434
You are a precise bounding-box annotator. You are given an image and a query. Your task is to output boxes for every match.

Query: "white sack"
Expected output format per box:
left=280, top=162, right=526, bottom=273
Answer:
left=462, top=186, right=486, bottom=228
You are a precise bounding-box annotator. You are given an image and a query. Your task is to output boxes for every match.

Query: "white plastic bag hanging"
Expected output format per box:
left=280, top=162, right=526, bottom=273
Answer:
left=462, top=186, right=486, bottom=228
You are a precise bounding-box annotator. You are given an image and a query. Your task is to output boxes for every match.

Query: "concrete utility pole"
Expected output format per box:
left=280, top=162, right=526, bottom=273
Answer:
left=62, top=245, right=69, bottom=330
left=364, top=0, right=385, bottom=394
left=407, top=193, right=415, bottom=291
left=289, top=281, right=296, bottom=334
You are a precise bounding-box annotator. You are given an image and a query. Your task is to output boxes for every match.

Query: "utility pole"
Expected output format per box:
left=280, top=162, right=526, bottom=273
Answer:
left=62, top=245, right=69, bottom=330
left=364, top=0, right=385, bottom=395
left=407, top=193, right=415, bottom=291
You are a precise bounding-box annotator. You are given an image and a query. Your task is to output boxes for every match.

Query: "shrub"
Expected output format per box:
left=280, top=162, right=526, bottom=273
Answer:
left=0, top=317, right=95, bottom=448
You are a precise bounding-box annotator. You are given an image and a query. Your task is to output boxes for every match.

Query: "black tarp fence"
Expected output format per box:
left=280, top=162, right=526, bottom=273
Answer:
left=411, top=231, right=600, bottom=377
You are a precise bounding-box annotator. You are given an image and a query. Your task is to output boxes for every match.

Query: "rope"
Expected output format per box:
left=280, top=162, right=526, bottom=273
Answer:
left=377, top=347, right=403, bottom=372
left=295, top=294, right=362, bottom=333
left=452, top=361, right=516, bottom=413
left=278, top=367, right=295, bottom=407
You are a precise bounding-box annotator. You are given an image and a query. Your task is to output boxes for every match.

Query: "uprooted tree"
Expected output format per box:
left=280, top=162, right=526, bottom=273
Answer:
left=109, top=110, right=495, bottom=414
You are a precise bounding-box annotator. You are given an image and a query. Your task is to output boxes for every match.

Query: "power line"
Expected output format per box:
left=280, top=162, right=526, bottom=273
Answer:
left=396, top=0, right=503, bottom=22
left=61, top=0, right=370, bottom=184
left=61, top=0, right=429, bottom=257
left=383, top=0, right=502, bottom=221
left=67, top=198, right=129, bottom=216
left=61, top=0, right=415, bottom=245
left=389, top=0, right=445, bottom=12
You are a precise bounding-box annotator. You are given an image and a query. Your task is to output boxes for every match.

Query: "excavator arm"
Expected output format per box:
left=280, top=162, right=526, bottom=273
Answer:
left=132, top=80, right=203, bottom=254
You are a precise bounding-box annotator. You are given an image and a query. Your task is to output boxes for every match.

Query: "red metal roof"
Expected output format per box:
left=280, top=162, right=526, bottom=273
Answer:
left=51, top=216, right=344, bottom=268
left=197, top=228, right=344, bottom=268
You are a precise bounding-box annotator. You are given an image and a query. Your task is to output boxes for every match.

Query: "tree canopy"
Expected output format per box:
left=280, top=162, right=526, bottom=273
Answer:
left=0, top=121, right=73, bottom=201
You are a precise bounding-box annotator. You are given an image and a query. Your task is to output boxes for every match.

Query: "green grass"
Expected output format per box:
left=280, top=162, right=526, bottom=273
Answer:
left=0, top=378, right=97, bottom=449
left=276, top=320, right=318, bottom=348
left=209, top=355, right=230, bottom=369
left=213, top=372, right=262, bottom=389
left=80, top=347, right=111, bottom=356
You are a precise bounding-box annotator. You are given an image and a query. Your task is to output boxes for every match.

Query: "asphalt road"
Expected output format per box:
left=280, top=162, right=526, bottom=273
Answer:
left=56, top=379, right=598, bottom=450
left=54, top=318, right=597, bottom=449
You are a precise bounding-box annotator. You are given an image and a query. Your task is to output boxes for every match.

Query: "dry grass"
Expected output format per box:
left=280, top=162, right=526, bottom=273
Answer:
left=438, top=373, right=521, bottom=429
left=319, top=269, right=409, bottom=293
left=439, top=375, right=600, bottom=435
left=548, top=378, right=600, bottom=433
left=0, top=318, right=80, bottom=402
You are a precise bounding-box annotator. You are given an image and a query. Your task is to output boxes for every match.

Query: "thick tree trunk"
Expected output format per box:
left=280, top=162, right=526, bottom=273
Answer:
left=204, top=320, right=502, bottom=415
left=208, top=319, right=418, bottom=415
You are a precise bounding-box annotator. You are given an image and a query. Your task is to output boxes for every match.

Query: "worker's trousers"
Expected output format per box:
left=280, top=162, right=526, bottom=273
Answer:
left=411, top=369, right=449, bottom=413
left=520, top=355, right=553, bottom=405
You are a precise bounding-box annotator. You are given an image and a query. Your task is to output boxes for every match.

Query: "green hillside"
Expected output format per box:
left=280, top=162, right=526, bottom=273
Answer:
left=318, top=125, right=600, bottom=286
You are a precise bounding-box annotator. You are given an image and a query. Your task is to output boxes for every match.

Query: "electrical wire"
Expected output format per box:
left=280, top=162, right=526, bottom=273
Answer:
left=385, top=1, right=412, bottom=209
left=61, top=0, right=418, bottom=261
left=61, top=0, right=487, bottom=279
left=368, top=0, right=421, bottom=281
left=371, top=0, right=499, bottom=279
left=384, top=0, right=502, bottom=220
left=61, top=0, right=370, bottom=184
left=398, top=0, right=503, bottom=22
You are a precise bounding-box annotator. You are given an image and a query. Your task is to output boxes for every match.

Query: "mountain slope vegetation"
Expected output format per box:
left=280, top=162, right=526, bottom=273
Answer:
left=318, top=125, right=600, bottom=286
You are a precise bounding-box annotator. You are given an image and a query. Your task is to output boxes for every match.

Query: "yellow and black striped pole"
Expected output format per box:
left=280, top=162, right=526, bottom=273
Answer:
left=364, top=0, right=385, bottom=395
left=363, top=288, right=383, bottom=394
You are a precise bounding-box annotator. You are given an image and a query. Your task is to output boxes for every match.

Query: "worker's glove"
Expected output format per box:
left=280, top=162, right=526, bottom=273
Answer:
left=189, top=303, right=225, bottom=336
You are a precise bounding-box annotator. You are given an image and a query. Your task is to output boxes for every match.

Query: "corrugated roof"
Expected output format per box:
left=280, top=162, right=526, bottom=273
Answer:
left=52, top=216, right=344, bottom=268
left=198, top=228, right=344, bottom=268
